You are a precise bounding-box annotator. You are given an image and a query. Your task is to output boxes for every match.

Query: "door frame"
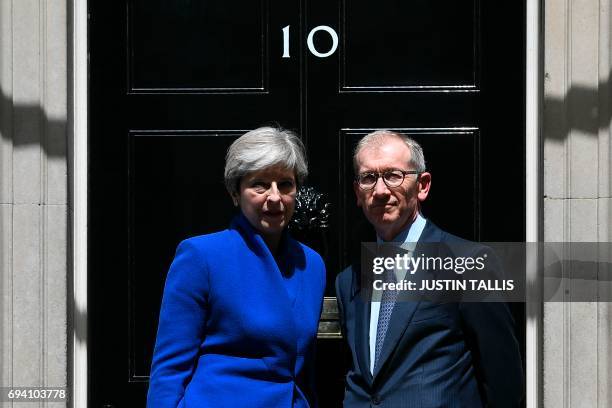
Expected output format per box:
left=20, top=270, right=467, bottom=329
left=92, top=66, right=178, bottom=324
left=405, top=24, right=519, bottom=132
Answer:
left=525, top=0, right=543, bottom=406
left=71, top=0, right=88, bottom=407
left=71, top=0, right=543, bottom=406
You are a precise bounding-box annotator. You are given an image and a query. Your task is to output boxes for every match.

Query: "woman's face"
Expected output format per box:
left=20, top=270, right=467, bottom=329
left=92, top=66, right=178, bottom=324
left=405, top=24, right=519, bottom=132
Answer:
left=237, top=165, right=297, bottom=239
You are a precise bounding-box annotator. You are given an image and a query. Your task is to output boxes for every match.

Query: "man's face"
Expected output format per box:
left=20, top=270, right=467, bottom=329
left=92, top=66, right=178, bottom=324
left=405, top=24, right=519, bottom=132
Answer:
left=353, top=137, right=431, bottom=241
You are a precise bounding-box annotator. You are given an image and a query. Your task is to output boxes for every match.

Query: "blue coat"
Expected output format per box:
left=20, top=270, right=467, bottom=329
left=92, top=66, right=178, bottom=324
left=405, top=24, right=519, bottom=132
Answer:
left=147, top=214, right=326, bottom=408
left=335, top=221, right=524, bottom=407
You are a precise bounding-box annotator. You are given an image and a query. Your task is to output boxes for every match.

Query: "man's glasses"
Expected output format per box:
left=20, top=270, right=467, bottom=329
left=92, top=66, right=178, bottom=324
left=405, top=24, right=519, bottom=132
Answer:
left=355, top=169, right=420, bottom=191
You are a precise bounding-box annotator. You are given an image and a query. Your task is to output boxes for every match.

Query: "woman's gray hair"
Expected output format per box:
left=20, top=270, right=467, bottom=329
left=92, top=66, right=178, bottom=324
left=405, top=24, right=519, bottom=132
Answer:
left=353, top=130, right=426, bottom=173
left=224, top=126, right=308, bottom=195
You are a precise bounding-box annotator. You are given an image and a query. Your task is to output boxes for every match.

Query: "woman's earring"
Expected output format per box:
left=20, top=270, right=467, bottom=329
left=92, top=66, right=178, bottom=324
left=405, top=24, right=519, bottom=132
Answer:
left=232, top=197, right=239, bottom=207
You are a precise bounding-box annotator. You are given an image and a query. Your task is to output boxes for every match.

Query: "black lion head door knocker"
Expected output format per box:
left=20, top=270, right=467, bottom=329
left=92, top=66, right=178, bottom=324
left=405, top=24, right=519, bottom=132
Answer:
left=289, top=186, right=331, bottom=259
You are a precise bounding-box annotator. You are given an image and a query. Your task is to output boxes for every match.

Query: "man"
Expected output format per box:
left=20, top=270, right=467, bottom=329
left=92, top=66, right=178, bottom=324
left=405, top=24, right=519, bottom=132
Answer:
left=335, top=130, right=524, bottom=407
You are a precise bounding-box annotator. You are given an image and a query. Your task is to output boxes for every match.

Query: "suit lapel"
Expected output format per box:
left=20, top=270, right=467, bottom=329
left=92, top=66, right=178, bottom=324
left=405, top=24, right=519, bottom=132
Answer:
left=372, top=300, right=418, bottom=379
left=354, top=294, right=373, bottom=385
left=372, top=221, right=444, bottom=380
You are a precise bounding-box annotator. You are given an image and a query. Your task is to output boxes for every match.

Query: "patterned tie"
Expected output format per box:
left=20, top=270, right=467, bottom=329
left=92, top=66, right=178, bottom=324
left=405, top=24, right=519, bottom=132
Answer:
left=374, top=267, right=398, bottom=371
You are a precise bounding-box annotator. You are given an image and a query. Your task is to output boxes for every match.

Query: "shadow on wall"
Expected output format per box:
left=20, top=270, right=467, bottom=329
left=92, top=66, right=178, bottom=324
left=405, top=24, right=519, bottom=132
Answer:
left=544, top=76, right=609, bottom=140
left=0, top=91, right=68, bottom=159
left=0, top=89, right=76, bottom=392
left=1, top=68, right=609, bottom=397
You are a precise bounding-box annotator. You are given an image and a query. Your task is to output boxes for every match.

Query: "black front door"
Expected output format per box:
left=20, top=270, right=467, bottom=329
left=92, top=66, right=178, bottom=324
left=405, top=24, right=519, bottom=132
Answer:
left=89, top=1, right=525, bottom=406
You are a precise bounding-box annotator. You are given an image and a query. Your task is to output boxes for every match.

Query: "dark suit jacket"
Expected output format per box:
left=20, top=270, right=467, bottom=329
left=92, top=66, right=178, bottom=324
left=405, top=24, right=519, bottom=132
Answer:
left=147, top=213, right=326, bottom=408
left=335, top=221, right=524, bottom=408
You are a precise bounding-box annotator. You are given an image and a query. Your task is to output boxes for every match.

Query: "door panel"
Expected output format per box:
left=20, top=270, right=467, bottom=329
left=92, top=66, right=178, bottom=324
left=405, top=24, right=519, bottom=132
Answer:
left=129, top=0, right=267, bottom=91
left=341, top=0, right=477, bottom=89
left=90, top=0, right=525, bottom=406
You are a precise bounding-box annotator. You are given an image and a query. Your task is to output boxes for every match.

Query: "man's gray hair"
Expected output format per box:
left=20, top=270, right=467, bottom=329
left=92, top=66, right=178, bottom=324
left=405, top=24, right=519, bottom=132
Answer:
left=224, top=126, right=308, bottom=195
left=353, top=130, right=426, bottom=173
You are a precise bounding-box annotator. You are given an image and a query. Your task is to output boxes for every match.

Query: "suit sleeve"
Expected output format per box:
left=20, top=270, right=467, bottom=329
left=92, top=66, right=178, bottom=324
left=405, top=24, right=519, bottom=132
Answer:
left=459, top=301, right=524, bottom=407
left=335, top=273, right=347, bottom=339
left=147, top=239, right=210, bottom=408
left=458, top=245, right=524, bottom=407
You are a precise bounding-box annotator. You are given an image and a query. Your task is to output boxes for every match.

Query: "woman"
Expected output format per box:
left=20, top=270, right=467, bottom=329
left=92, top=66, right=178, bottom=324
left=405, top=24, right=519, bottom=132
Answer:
left=147, top=127, right=326, bottom=408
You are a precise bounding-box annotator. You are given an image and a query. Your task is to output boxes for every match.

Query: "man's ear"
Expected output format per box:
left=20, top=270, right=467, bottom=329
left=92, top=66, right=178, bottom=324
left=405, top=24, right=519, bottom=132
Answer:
left=353, top=181, right=363, bottom=207
left=417, top=172, right=431, bottom=202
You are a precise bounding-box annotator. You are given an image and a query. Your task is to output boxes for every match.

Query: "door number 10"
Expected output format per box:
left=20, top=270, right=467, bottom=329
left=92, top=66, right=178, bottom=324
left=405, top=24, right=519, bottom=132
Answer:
left=282, top=25, right=339, bottom=58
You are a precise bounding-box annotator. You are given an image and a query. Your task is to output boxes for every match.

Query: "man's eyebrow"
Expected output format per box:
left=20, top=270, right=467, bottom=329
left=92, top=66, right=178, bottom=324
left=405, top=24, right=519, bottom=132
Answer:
left=359, top=167, right=408, bottom=173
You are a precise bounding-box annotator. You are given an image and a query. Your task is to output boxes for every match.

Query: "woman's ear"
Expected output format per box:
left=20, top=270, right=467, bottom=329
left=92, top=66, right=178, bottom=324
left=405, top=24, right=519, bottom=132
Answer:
left=226, top=186, right=239, bottom=207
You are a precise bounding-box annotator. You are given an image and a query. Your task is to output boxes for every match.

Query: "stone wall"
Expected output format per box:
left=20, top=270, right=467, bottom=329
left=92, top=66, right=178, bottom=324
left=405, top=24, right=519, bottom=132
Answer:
left=544, top=0, right=612, bottom=406
left=0, top=0, right=68, bottom=406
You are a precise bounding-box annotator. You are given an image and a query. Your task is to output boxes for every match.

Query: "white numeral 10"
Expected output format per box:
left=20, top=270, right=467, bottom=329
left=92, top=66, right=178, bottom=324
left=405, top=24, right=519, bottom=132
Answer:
left=282, top=25, right=339, bottom=58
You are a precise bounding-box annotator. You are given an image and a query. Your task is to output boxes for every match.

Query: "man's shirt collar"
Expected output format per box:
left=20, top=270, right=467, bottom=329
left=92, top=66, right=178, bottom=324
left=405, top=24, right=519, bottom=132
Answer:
left=376, top=212, right=427, bottom=249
